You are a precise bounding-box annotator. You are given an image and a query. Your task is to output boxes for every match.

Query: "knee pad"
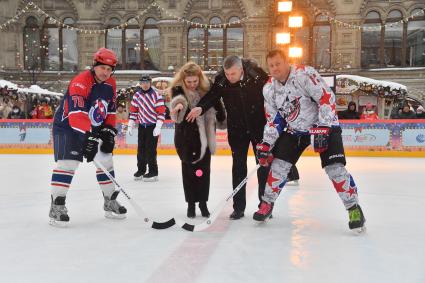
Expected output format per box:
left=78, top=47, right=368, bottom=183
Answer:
left=270, top=159, right=293, bottom=180
left=324, top=163, right=348, bottom=180
left=95, top=152, right=114, bottom=171
left=56, top=159, right=80, bottom=171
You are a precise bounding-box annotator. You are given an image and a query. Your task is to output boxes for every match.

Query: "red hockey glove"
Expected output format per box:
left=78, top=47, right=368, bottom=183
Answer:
left=256, top=142, right=273, bottom=167
left=309, top=127, right=330, bottom=153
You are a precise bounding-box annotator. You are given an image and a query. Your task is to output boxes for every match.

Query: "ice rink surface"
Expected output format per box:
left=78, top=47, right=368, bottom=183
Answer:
left=0, top=154, right=424, bottom=283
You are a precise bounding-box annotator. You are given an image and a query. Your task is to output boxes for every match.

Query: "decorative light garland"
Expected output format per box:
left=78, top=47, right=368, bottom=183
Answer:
left=0, top=0, right=273, bottom=32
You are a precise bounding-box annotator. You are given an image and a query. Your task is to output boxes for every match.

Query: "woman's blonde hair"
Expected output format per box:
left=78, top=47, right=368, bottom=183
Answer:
left=169, top=62, right=210, bottom=96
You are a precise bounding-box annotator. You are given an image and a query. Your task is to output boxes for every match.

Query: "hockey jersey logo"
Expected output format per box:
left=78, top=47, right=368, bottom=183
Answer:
left=282, top=96, right=301, bottom=123
left=89, top=99, right=108, bottom=126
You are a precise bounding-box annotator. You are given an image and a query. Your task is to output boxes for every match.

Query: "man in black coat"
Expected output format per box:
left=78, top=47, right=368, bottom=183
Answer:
left=338, top=101, right=360, bottom=120
left=187, top=55, right=270, bottom=220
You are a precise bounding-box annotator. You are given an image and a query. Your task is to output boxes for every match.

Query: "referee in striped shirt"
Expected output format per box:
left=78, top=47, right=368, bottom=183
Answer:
left=128, top=75, right=166, bottom=181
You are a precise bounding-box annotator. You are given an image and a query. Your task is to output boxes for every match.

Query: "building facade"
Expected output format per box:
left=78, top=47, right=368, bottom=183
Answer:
left=0, top=0, right=424, bottom=102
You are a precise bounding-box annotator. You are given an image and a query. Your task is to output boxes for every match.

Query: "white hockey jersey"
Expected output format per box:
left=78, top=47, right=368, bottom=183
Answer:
left=262, top=65, right=339, bottom=147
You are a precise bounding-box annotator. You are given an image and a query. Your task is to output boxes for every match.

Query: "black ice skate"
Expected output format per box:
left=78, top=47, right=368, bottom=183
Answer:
left=133, top=169, right=145, bottom=181
left=348, top=204, right=366, bottom=234
left=104, top=191, right=127, bottom=219
left=253, top=202, right=274, bottom=222
left=143, top=172, right=158, bottom=182
left=49, top=196, right=69, bottom=227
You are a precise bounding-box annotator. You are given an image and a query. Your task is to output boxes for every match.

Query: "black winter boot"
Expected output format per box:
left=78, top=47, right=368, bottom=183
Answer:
left=187, top=202, right=195, bottom=218
left=199, top=201, right=210, bottom=218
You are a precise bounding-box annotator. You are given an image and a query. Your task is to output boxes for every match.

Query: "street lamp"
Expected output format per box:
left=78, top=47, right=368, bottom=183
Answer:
left=276, top=32, right=291, bottom=44
left=289, top=47, right=303, bottom=58
left=278, top=1, right=292, bottom=13
left=288, top=16, right=303, bottom=28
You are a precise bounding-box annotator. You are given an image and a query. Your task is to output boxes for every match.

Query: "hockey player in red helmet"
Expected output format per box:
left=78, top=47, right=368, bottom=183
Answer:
left=48, top=47, right=127, bottom=226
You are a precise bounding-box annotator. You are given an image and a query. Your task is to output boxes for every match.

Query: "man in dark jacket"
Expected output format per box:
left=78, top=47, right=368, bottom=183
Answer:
left=339, top=101, right=360, bottom=119
left=395, top=102, right=416, bottom=119
left=187, top=55, right=270, bottom=220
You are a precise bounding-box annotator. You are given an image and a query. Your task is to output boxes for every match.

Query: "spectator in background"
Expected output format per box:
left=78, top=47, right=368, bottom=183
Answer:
left=416, top=105, right=425, bottom=119
left=0, top=97, right=13, bottom=119
left=394, top=102, right=416, bottom=119
left=115, top=104, right=128, bottom=122
left=7, top=105, right=25, bottom=119
left=339, top=101, right=360, bottom=119
left=360, top=102, right=379, bottom=120
left=33, top=98, right=53, bottom=119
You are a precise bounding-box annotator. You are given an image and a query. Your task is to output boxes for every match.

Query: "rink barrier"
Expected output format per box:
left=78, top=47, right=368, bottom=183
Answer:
left=0, top=119, right=424, bottom=157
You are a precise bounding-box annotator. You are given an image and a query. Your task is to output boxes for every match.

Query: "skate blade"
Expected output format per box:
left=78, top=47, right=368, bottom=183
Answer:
left=351, top=226, right=366, bottom=234
left=105, top=211, right=127, bottom=219
left=49, top=218, right=68, bottom=228
left=143, top=177, right=158, bottom=182
left=286, top=181, right=299, bottom=186
left=134, top=176, right=143, bottom=181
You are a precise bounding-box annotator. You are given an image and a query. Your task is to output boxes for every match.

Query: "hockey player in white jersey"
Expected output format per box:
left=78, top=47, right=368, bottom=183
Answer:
left=253, top=49, right=365, bottom=233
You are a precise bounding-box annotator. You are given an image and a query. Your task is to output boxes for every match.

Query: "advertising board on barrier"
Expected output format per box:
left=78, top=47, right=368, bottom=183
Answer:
left=0, top=119, right=424, bottom=157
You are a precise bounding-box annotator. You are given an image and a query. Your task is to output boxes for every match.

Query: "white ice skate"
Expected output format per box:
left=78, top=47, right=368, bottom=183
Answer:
left=49, top=196, right=69, bottom=227
left=104, top=191, right=127, bottom=219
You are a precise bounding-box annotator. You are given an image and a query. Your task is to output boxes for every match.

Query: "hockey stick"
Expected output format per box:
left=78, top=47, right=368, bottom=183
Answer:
left=179, top=164, right=261, bottom=232
left=93, top=158, right=176, bottom=230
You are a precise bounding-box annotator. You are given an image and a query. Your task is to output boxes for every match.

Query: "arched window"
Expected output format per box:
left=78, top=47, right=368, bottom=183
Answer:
left=226, top=16, right=244, bottom=57
left=313, top=14, right=331, bottom=69
left=407, top=8, right=425, bottom=66
left=143, top=18, right=160, bottom=70
left=125, top=18, right=140, bottom=70
left=361, top=11, right=382, bottom=68
left=188, top=17, right=206, bottom=69
left=384, top=10, right=403, bottom=67
left=23, top=16, right=41, bottom=71
left=106, top=18, right=123, bottom=69
left=42, top=18, right=60, bottom=71
left=208, top=17, right=224, bottom=70
left=62, top=18, right=78, bottom=71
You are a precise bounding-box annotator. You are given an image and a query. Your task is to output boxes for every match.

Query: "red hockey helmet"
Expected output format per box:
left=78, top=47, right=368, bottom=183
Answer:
left=93, top=48, right=117, bottom=68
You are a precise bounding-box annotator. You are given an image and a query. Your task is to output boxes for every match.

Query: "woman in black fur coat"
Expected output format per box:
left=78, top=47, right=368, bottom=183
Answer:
left=169, top=62, right=226, bottom=218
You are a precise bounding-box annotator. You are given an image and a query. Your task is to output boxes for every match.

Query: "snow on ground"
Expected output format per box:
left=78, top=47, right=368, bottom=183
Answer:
left=0, top=154, right=424, bottom=283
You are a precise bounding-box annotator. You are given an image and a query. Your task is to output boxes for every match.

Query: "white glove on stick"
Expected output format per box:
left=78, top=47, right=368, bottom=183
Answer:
left=153, top=120, right=163, bottom=137
left=127, top=119, right=135, bottom=136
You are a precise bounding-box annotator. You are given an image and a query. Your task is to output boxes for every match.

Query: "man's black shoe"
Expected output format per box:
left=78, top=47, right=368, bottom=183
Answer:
left=229, top=210, right=244, bottom=220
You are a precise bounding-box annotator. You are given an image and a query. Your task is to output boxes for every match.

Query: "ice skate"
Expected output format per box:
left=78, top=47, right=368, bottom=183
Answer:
left=104, top=191, right=127, bottom=219
left=143, top=172, right=158, bottom=182
left=49, top=196, right=69, bottom=227
left=286, top=180, right=299, bottom=186
left=133, top=169, right=145, bottom=181
left=348, top=204, right=366, bottom=234
left=253, top=201, right=274, bottom=222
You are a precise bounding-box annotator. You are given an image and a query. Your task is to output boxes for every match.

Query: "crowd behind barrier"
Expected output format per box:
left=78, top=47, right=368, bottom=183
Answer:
left=0, top=119, right=424, bottom=157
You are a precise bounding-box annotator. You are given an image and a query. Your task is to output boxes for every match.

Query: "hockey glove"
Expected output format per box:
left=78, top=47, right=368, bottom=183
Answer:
left=309, top=127, right=330, bottom=153
left=127, top=119, right=135, bottom=136
left=256, top=142, right=273, bottom=167
left=83, top=132, right=99, bottom=162
left=99, top=125, right=117, bottom=154
left=153, top=120, right=163, bottom=137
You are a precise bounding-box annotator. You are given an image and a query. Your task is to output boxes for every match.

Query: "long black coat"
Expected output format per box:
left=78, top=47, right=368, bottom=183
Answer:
left=196, top=60, right=269, bottom=143
left=171, top=86, right=226, bottom=164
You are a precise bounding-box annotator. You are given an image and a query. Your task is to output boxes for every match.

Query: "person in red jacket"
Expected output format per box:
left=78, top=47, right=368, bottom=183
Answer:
left=48, top=48, right=126, bottom=226
left=360, top=102, right=379, bottom=120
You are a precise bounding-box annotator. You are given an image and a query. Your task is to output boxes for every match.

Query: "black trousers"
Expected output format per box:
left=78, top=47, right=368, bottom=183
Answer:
left=137, top=124, right=159, bottom=175
left=287, top=165, right=299, bottom=181
left=273, top=127, right=346, bottom=168
left=181, top=149, right=211, bottom=203
left=228, top=131, right=270, bottom=212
